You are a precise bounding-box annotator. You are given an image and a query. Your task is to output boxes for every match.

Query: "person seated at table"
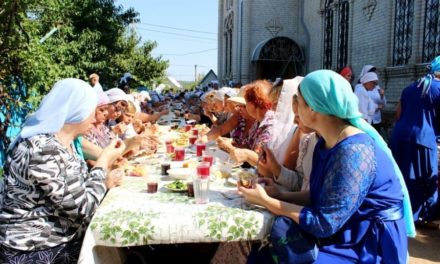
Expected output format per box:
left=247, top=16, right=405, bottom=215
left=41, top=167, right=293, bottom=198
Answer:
left=239, top=70, right=415, bottom=263
left=0, top=78, right=126, bottom=264
left=203, top=86, right=255, bottom=148
left=85, top=90, right=116, bottom=148
left=84, top=92, right=146, bottom=161
left=229, top=80, right=275, bottom=166
left=257, top=77, right=317, bottom=191
left=115, top=101, right=138, bottom=139
left=105, top=88, right=129, bottom=128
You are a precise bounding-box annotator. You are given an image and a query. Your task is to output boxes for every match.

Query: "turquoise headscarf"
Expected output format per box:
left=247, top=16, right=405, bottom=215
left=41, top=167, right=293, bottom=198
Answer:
left=419, top=55, right=440, bottom=97
left=300, top=70, right=416, bottom=238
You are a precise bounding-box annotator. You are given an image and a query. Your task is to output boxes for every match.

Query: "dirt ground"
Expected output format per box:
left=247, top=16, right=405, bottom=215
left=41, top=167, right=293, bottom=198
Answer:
left=409, top=222, right=440, bottom=264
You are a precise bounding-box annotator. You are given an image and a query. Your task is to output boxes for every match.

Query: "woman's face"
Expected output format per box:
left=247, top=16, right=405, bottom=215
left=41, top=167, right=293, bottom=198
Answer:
left=107, top=102, right=123, bottom=120
left=297, top=90, right=314, bottom=129
left=213, top=100, right=224, bottom=112
left=225, top=101, right=236, bottom=113
left=363, top=81, right=377, bottom=91
left=121, top=112, right=134, bottom=124
left=77, top=111, right=96, bottom=135
left=245, top=101, right=257, bottom=119
left=95, top=105, right=108, bottom=124
left=342, top=73, right=352, bottom=83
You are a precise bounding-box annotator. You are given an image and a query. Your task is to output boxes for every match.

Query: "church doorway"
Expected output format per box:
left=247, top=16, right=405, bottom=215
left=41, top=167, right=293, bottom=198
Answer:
left=251, top=36, right=304, bottom=81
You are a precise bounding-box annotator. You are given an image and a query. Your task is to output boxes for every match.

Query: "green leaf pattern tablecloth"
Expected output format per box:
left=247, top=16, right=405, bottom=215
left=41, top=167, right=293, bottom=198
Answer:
left=86, top=176, right=273, bottom=248
left=78, top=122, right=274, bottom=263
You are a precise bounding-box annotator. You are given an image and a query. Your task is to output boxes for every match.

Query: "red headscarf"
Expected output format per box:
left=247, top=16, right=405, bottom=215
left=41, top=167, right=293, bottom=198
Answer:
left=339, top=67, right=352, bottom=77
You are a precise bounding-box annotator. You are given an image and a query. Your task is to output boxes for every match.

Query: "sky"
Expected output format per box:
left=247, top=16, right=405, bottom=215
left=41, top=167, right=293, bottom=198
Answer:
left=117, top=0, right=218, bottom=82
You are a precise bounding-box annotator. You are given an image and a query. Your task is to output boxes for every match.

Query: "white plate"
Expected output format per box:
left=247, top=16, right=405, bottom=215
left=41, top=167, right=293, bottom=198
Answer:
left=167, top=168, right=193, bottom=180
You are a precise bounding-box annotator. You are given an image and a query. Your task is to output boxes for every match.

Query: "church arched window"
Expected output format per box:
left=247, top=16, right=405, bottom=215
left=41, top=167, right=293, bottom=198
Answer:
left=337, top=1, right=349, bottom=70
left=422, top=0, right=440, bottom=62
left=392, top=0, right=414, bottom=66
left=224, top=12, right=234, bottom=78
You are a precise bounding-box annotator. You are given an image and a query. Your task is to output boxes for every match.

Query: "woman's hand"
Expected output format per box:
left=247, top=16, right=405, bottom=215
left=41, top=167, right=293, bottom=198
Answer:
left=258, top=146, right=281, bottom=178
left=216, top=137, right=234, bottom=153
left=111, top=157, right=128, bottom=169
left=229, top=148, right=248, bottom=163
left=259, top=178, right=283, bottom=199
left=101, top=140, right=126, bottom=163
left=105, top=168, right=124, bottom=189
left=238, top=183, right=269, bottom=207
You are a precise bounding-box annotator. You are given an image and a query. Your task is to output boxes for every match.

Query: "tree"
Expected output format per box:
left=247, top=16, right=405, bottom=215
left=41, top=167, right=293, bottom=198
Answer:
left=0, top=0, right=169, bottom=163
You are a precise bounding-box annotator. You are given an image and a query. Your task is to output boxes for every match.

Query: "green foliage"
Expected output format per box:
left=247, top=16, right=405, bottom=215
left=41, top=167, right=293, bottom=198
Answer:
left=0, top=0, right=168, bottom=104
left=0, top=0, right=168, bottom=149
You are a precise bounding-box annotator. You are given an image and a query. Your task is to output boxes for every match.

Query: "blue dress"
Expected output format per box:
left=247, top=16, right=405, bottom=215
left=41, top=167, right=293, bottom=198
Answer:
left=300, top=134, right=407, bottom=263
left=391, top=80, right=440, bottom=221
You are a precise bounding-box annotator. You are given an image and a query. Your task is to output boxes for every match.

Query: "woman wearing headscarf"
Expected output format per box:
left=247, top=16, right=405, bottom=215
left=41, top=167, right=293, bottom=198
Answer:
left=0, top=79, right=125, bottom=263
left=258, top=77, right=318, bottom=191
left=339, top=66, right=353, bottom=84
left=240, top=70, right=415, bottom=263
left=357, top=65, right=387, bottom=131
left=391, top=55, right=440, bottom=228
left=85, top=90, right=116, bottom=148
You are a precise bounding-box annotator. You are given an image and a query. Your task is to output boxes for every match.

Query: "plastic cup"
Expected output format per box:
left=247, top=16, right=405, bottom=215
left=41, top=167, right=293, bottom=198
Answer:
left=185, top=124, right=192, bottom=132
left=197, top=162, right=210, bottom=179
left=189, top=136, right=198, bottom=145
left=192, top=128, right=199, bottom=136
left=187, top=182, right=194, bottom=197
left=147, top=176, right=159, bottom=193
left=161, top=163, right=171, bottom=176
left=174, top=147, right=185, bottom=161
left=193, top=178, right=209, bottom=204
left=202, top=155, right=214, bottom=167
left=166, top=143, right=175, bottom=154
left=239, top=171, right=257, bottom=189
left=196, top=143, right=206, bottom=157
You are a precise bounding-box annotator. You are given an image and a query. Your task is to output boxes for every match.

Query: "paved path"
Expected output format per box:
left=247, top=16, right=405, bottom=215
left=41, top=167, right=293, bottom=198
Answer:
left=409, top=226, right=440, bottom=264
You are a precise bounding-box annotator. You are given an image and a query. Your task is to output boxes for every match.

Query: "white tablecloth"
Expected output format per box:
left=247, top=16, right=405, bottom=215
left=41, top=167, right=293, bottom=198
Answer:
left=78, top=150, right=274, bottom=264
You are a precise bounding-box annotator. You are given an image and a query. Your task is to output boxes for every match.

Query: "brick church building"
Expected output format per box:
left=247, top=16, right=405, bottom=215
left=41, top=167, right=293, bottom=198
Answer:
left=217, top=0, right=439, bottom=106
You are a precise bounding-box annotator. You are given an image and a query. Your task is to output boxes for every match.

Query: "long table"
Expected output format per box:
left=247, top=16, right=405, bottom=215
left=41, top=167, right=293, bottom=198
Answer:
left=78, top=141, right=274, bottom=264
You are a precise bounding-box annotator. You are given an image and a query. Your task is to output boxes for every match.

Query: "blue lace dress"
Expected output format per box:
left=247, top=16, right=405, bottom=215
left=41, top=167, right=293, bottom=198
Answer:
left=299, top=133, right=407, bottom=263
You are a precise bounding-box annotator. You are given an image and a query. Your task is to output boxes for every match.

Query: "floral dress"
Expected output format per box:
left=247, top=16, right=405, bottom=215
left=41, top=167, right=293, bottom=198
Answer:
left=85, top=124, right=116, bottom=148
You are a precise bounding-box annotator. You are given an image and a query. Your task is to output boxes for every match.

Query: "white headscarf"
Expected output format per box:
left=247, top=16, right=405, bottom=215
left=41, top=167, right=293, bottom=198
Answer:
left=269, top=76, right=303, bottom=162
left=10, top=78, right=98, bottom=148
left=360, top=72, right=378, bottom=84
left=359, top=65, right=376, bottom=79
left=106, top=88, right=129, bottom=104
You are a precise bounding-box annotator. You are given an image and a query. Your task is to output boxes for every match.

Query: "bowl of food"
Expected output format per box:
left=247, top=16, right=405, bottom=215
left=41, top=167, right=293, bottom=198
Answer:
left=166, top=168, right=193, bottom=180
left=125, top=164, right=148, bottom=177
left=165, top=180, right=188, bottom=192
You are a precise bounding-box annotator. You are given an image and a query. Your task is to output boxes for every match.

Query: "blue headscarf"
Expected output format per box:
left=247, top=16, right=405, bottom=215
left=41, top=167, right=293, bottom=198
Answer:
left=10, top=78, right=98, bottom=149
left=300, top=70, right=416, bottom=238
left=419, top=55, right=440, bottom=97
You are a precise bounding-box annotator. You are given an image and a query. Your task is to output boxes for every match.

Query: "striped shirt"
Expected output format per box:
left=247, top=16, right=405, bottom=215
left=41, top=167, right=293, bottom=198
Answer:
left=0, top=134, right=107, bottom=251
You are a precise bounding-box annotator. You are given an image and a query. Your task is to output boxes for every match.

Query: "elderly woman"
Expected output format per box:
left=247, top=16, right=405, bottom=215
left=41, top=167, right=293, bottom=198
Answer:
left=0, top=79, right=125, bottom=263
left=85, top=91, right=116, bottom=148
left=204, top=87, right=255, bottom=148
left=391, top=55, right=440, bottom=229
left=240, top=70, right=415, bottom=263
left=229, top=80, right=274, bottom=166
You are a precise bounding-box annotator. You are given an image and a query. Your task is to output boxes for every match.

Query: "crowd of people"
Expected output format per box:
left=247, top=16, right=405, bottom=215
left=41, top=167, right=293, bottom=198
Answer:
left=0, top=54, right=439, bottom=263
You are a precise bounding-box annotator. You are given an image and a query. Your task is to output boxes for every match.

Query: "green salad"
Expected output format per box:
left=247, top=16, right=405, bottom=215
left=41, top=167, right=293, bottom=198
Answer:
left=166, top=180, right=187, bottom=190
